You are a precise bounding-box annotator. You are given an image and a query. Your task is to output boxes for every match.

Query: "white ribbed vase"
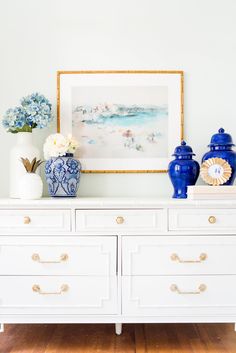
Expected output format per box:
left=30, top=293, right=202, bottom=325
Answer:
left=9, top=132, right=40, bottom=198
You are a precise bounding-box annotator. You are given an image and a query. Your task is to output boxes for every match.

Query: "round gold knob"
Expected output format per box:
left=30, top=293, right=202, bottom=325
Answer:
left=170, top=284, right=178, bottom=292
left=199, top=253, right=207, bottom=261
left=171, top=253, right=178, bottom=261
left=32, top=284, right=41, bottom=293
left=24, top=216, right=31, bottom=224
left=199, top=284, right=207, bottom=292
left=60, top=254, right=69, bottom=262
left=32, top=253, right=40, bottom=262
left=116, top=216, right=124, bottom=224
left=208, top=216, right=216, bottom=224
left=61, top=284, right=69, bottom=293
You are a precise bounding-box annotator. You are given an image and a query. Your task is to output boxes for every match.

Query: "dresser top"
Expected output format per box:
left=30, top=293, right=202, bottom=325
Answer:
left=0, top=197, right=235, bottom=208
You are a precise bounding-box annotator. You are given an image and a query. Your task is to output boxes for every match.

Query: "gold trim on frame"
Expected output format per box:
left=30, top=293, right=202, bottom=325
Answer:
left=57, top=70, right=184, bottom=173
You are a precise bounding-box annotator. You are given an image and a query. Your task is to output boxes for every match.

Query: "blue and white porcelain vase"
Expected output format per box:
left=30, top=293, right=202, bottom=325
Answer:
left=45, top=154, right=81, bottom=197
left=168, top=141, right=200, bottom=199
left=202, top=128, right=236, bottom=185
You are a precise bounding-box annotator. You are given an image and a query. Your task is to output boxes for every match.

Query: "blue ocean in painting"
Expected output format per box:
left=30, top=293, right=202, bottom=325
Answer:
left=72, top=102, right=168, bottom=157
left=73, top=104, right=168, bottom=127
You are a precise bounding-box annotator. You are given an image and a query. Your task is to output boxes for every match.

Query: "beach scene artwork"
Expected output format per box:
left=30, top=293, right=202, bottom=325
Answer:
left=72, top=86, right=168, bottom=159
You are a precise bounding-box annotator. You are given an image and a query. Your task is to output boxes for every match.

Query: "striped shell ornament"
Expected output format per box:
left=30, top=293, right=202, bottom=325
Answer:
left=200, top=157, right=232, bottom=186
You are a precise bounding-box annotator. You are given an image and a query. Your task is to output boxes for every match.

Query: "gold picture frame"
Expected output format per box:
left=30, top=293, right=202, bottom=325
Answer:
left=57, top=70, right=184, bottom=173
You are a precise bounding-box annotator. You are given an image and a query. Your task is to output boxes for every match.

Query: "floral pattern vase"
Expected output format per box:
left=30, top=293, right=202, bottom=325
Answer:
left=45, top=154, right=81, bottom=197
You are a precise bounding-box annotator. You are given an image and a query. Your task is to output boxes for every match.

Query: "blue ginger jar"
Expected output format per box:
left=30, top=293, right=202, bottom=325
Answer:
left=45, top=153, right=81, bottom=197
left=202, top=128, right=236, bottom=185
left=168, top=141, right=200, bottom=199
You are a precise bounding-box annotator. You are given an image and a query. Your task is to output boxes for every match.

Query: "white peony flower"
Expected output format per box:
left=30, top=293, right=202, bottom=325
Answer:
left=43, top=133, right=68, bottom=159
left=43, top=133, right=79, bottom=159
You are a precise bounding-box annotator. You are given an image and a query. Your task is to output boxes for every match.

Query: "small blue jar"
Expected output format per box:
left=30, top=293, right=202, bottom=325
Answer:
left=168, top=141, right=200, bottom=199
left=45, top=154, right=81, bottom=197
left=202, top=128, right=236, bottom=185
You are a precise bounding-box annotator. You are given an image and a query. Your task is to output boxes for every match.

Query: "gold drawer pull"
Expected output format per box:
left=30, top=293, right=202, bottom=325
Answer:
left=171, top=253, right=207, bottom=263
left=170, top=283, right=207, bottom=295
left=208, top=216, right=216, bottom=224
left=116, top=216, right=124, bottom=224
left=32, top=253, right=69, bottom=263
left=24, top=216, right=31, bottom=224
left=32, top=284, right=69, bottom=295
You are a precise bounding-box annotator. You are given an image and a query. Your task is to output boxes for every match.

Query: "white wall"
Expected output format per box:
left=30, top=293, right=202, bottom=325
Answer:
left=0, top=0, right=236, bottom=198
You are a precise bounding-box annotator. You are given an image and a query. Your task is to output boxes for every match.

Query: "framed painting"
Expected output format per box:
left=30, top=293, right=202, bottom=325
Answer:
left=57, top=70, right=184, bottom=173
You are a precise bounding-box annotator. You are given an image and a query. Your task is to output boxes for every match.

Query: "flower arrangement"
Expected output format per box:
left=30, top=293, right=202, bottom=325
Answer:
left=2, top=93, right=52, bottom=133
left=43, top=133, right=79, bottom=159
left=20, top=157, right=44, bottom=174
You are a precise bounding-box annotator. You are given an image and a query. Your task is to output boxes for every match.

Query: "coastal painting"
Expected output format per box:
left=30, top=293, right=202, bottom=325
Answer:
left=72, top=86, right=168, bottom=159
left=58, top=71, right=183, bottom=172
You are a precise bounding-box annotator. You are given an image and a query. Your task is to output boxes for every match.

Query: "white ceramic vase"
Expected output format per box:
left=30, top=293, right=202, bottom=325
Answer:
left=19, top=173, right=43, bottom=200
left=9, top=132, right=40, bottom=198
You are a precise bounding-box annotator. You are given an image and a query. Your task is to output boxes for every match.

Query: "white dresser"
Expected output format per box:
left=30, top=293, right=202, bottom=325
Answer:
left=0, top=197, right=236, bottom=335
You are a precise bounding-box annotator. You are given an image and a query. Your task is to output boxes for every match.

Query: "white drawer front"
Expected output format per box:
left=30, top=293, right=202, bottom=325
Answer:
left=0, top=237, right=116, bottom=276
left=122, top=236, right=236, bottom=275
left=76, top=209, right=166, bottom=232
left=122, top=276, right=236, bottom=316
left=169, top=208, right=236, bottom=231
left=0, top=209, right=71, bottom=233
left=0, top=276, right=117, bottom=315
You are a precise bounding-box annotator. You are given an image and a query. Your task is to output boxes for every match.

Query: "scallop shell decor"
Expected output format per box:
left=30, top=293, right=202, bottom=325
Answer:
left=200, top=157, right=232, bottom=186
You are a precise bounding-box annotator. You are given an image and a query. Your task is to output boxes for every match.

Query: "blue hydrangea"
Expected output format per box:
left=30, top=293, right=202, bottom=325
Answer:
left=2, top=92, right=52, bottom=133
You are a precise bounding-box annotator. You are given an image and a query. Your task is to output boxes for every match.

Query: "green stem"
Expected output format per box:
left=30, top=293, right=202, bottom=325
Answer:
left=9, top=125, right=34, bottom=133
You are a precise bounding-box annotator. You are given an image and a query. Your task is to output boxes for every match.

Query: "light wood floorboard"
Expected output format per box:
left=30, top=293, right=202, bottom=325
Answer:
left=0, top=324, right=236, bottom=353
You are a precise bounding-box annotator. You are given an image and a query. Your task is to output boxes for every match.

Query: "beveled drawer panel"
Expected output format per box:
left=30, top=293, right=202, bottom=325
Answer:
left=169, top=208, right=236, bottom=231
left=122, top=236, right=236, bottom=275
left=0, top=236, right=116, bottom=275
left=0, top=276, right=117, bottom=315
left=76, top=209, right=166, bottom=232
left=122, top=275, right=236, bottom=316
left=0, top=209, right=71, bottom=233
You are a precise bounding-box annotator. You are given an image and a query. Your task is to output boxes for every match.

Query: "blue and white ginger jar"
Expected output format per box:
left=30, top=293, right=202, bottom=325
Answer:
left=168, top=141, right=200, bottom=199
left=45, top=154, right=81, bottom=197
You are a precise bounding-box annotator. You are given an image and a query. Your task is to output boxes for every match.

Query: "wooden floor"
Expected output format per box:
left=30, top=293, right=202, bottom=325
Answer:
left=0, top=324, right=236, bottom=353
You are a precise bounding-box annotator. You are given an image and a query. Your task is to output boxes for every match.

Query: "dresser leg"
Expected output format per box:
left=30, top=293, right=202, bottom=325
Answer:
left=0, top=324, right=4, bottom=333
left=115, top=323, right=122, bottom=335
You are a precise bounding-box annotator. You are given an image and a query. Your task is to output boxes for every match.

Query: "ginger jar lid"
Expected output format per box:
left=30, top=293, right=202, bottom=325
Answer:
left=208, top=128, right=235, bottom=147
left=172, top=140, right=195, bottom=157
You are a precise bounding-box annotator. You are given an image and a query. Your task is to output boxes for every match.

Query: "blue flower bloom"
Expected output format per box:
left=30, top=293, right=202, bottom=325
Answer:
left=2, top=92, right=52, bottom=133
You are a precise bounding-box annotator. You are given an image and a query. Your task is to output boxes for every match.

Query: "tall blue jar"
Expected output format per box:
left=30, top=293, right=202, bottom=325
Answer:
left=168, top=141, right=200, bottom=199
left=45, top=153, right=81, bottom=197
left=202, top=128, right=236, bottom=185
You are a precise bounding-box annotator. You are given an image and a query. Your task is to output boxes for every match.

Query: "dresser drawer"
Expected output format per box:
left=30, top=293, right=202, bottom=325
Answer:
left=169, top=208, right=236, bottom=231
left=0, top=209, right=71, bottom=233
left=76, top=209, right=166, bottom=232
left=0, top=236, right=116, bottom=276
left=0, top=276, right=117, bottom=315
left=122, top=275, right=236, bottom=316
left=122, top=236, right=236, bottom=275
